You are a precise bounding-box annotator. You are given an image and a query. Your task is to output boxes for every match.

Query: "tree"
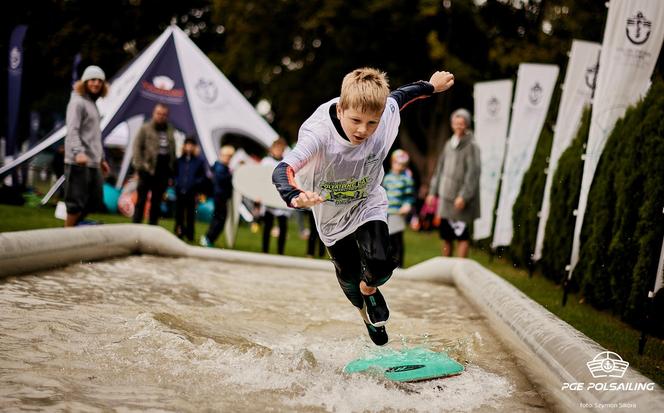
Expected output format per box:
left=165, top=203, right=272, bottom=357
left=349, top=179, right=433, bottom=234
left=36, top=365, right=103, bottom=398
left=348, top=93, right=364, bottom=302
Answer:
left=575, top=81, right=664, bottom=328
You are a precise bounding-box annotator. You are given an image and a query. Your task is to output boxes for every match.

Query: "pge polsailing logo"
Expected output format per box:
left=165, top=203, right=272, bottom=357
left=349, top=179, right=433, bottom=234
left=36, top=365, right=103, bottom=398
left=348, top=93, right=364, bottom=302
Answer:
left=562, top=351, right=655, bottom=392
left=626, top=11, right=652, bottom=45
left=586, top=351, right=629, bottom=378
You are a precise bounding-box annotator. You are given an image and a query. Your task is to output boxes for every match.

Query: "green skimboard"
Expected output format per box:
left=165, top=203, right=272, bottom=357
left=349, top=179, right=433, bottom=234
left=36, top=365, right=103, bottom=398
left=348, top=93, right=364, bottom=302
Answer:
left=344, top=347, right=464, bottom=382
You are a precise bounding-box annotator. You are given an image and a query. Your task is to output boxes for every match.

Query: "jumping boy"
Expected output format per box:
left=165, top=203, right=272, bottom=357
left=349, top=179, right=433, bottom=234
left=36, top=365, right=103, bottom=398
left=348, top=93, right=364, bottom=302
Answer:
left=272, top=68, right=454, bottom=345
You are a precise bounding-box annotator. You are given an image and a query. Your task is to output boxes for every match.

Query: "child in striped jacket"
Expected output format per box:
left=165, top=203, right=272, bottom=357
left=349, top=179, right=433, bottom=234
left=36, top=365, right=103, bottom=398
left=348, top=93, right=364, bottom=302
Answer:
left=382, top=149, right=415, bottom=267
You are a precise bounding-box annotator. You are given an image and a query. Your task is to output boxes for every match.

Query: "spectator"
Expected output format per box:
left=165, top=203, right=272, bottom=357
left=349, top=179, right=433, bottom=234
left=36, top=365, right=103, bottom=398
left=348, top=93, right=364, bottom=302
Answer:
left=131, top=103, right=176, bottom=225
left=426, top=108, right=481, bottom=258
left=382, top=149, right=415, bottom=267
left=416, top=187, right=439, bottom=232
left=174, top=136, right=206, bottom=241
left=261, top=138, right=291, bottom=255
left=63, top=65, right=110, bottom=227
left=200, top=145, right=235, bottom=247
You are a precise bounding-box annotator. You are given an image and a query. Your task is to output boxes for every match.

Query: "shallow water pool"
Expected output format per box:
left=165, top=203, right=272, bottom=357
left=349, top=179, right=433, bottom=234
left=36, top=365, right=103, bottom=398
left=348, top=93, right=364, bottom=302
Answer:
left=0, top=255, right=548, bottom=412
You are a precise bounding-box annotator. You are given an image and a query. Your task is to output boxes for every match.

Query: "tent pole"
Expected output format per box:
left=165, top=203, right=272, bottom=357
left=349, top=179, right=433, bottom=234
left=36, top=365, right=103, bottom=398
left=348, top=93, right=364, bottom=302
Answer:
left=40, top=175, right=65, bottom=205
left=562, top=276, right=570, bottom=307
left=0, top=126, right=67, bottom=177
left=527, top=256, right=535, bottom=278
left=116, top=132, right=138, bottom=190
left=638, top=295, right=653, bottom=355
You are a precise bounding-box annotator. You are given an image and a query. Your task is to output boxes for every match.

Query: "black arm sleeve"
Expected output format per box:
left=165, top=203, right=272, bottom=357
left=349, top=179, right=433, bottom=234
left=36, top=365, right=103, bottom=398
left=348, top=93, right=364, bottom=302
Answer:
left=389, top=80, right=435, bottom=111
left=272, top=161, right=303, bottom=208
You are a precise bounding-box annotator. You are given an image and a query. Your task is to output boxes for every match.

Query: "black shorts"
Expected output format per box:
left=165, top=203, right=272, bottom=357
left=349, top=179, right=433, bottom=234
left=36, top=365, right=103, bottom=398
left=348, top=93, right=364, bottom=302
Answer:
left=438, top=218, right=470, bottom=241
left=64, top=164, right=103, bottom=214
left=327, top=220, right=398, bottom=308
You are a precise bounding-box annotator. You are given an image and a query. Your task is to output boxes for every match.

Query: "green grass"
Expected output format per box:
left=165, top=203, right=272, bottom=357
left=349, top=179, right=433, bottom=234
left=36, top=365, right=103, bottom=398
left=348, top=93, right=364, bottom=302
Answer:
left=1, top=203, right=662, bottom=385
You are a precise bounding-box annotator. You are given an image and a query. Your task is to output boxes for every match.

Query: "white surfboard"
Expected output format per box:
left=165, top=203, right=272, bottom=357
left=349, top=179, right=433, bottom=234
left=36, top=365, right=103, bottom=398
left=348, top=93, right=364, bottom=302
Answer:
left=232, top=164, right=290, bottom=210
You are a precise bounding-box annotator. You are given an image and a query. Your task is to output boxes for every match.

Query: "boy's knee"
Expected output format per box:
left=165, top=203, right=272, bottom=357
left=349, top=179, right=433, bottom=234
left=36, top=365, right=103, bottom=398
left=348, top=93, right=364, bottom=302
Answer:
left=355, top=221, right=395, bottom=286
left=362, top=256, right=396, bottom=287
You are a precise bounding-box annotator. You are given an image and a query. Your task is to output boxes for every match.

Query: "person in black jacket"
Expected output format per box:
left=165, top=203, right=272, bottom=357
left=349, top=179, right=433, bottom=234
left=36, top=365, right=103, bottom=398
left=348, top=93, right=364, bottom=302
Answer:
left=200, top=145, right=235, bottom=247
left=174, top=136, right=206, bottom=241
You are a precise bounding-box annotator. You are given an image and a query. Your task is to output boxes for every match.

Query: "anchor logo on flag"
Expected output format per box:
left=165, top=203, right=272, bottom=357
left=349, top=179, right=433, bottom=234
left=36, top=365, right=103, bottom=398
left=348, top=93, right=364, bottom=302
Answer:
left=626, top=11, right=652, bottom=45
left=9, top=47, right=21, bottom=71
left=528, top=82, right=543, bottom=106
left=487, top=96, right=500, bottom=117
left=584, top=62, right=598, bottom=91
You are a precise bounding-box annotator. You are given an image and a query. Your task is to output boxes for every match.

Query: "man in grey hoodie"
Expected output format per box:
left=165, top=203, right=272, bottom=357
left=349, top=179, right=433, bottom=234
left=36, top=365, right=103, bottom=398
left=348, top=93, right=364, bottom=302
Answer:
left=63, top=65, right=109, bottom=227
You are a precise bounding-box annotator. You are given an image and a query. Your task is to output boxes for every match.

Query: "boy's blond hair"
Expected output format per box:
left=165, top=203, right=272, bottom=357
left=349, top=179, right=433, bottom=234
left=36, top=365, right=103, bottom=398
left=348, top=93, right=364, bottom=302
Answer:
left=339, top=67, right=390, bottom=113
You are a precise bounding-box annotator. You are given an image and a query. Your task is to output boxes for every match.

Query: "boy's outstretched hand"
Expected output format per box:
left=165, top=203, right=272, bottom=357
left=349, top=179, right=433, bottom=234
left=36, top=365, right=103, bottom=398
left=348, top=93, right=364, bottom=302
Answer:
left=429, top=71, right=454, bottom=93
left=291, top=191, right=324, bottom=208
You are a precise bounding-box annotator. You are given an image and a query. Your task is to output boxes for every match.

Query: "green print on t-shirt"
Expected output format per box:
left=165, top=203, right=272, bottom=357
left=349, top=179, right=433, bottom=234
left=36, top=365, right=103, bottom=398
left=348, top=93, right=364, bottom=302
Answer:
left=320, top=176, right=370, bottom=205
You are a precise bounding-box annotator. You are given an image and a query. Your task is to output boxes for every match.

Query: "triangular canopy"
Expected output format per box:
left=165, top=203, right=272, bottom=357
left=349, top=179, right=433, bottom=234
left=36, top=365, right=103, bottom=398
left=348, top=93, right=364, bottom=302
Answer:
left=0, top=24, right=278, bottom=178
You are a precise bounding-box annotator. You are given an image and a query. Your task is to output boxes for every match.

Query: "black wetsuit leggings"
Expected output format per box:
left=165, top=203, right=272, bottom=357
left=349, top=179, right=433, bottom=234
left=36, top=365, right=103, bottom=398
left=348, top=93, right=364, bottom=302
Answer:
left=327, top=220, right=398, bottom=309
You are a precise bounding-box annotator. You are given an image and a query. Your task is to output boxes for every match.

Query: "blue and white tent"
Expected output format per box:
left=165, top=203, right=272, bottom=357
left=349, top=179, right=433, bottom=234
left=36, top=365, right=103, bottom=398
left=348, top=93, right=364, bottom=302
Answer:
left=0, top=24, right=278, bottom=186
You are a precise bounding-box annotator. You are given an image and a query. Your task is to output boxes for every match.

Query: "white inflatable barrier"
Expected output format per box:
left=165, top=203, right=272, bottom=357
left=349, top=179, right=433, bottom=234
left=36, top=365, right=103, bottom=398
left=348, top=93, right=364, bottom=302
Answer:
left=0, top=225, right=662, bottom=412
left=0, top=224, right=332, bottom=278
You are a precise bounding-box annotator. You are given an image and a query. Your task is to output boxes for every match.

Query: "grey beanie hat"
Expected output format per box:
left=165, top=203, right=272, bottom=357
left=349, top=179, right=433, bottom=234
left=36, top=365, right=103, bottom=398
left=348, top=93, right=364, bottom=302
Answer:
left=450, top=108, right=472, bottom=126
left=81, top=65, right=106, bottom=82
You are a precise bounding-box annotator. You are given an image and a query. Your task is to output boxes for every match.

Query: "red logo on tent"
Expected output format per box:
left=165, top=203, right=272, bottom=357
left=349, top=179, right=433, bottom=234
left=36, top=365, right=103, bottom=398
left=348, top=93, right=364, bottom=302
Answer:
left=140, top=76, right=185, bottom=104
left=141, top=81, right=184, bottom=98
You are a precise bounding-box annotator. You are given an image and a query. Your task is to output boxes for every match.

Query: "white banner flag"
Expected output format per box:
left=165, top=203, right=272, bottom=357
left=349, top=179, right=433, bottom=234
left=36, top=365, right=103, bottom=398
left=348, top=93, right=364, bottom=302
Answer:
left=492, top=64, right=559, bottom=248
left=569, top=0, right=664, bottom=274
left=653, top=235, right=664, bottom=297
left=533, top=40, right=600, bottom=261
left=472, top=80, right=513, bottom=240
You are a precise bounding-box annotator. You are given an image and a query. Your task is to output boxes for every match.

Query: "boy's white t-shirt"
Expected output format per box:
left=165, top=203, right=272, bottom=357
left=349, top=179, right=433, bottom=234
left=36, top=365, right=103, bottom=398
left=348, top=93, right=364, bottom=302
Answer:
left=283, top=97, right=401, bottom=246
